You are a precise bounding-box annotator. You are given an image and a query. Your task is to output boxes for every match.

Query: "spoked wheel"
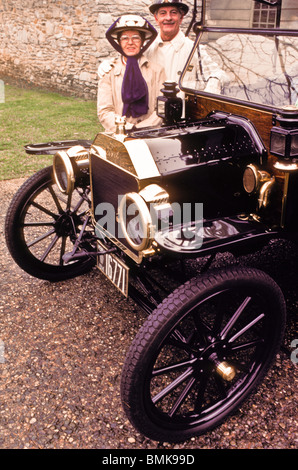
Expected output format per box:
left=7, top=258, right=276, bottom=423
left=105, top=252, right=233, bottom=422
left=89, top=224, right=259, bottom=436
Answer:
left=121, top=267, right=286, bottom=442
left=5, top=166, right=95, bottom=281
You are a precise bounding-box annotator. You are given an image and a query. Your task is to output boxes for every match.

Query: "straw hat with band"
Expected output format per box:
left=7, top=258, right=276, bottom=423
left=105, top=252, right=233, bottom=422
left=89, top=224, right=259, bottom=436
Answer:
left=105, top=15, right=158, bottom=119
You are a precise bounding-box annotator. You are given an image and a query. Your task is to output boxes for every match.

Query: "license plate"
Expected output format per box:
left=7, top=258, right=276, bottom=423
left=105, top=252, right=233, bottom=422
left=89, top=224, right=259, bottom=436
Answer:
left=97, top=243, right=129, bottom=297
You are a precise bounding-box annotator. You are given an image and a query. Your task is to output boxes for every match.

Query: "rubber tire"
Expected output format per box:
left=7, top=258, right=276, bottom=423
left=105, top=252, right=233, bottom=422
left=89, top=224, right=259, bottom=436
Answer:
left=121, top=266, right=286, bottom=443
left=5, top=166, right=95, bottom=281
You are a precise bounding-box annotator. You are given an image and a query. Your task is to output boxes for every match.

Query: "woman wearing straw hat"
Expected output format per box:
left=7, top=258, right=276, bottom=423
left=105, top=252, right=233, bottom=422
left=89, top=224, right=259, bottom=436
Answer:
left=97, top=15, right=166, bottom=132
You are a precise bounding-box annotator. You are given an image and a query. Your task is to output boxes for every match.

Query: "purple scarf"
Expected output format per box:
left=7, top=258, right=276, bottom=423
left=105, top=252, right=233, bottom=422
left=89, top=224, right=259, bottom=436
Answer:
left=105, top=17, right=157, bottom=119
left=122, top=56, right=148, bottom=118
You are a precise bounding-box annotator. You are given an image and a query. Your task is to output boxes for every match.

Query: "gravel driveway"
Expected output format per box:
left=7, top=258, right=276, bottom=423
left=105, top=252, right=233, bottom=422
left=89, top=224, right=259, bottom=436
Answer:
left=0, top=177, right=297, bottom=450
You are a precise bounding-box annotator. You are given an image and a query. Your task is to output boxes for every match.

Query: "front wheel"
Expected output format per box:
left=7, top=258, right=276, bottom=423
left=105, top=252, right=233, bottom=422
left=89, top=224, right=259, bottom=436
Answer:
left=121, top=266, right=286, bottom=442
left=5, top=166, right=95, bottom=281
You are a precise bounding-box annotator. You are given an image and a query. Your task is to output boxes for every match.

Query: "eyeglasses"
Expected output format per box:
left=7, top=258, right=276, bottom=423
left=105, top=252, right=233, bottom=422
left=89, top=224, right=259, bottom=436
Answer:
left=120, top=35, right=142, bottom=44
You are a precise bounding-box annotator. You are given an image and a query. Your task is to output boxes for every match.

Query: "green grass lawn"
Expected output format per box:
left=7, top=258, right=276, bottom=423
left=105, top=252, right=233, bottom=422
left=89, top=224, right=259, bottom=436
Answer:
left=0, top=84, right=102, bottom=180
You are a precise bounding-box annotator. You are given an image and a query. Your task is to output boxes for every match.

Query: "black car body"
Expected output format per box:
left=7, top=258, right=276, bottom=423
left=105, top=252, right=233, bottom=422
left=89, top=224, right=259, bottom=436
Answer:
left=5, top=0, right=298, bottom=442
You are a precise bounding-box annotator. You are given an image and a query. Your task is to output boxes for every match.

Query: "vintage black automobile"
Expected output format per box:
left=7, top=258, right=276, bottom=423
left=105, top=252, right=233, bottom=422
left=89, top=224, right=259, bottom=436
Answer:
left=5, top=0, right=298, bottom=442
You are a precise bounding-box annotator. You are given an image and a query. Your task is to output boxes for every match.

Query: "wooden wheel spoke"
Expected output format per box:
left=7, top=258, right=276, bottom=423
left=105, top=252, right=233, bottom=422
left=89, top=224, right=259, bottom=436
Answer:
left=27, top=228, right=56, bottom=248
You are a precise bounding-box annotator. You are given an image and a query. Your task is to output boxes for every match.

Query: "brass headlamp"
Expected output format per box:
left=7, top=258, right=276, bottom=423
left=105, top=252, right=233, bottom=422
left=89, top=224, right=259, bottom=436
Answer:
left=53, top=146, right=89, bottom=195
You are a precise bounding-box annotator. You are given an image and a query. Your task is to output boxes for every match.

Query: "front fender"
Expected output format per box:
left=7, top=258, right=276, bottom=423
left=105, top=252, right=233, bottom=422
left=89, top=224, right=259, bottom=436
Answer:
left=24, top=139, right=92, bottom=155
left=154, top=215, right=278, bottom=257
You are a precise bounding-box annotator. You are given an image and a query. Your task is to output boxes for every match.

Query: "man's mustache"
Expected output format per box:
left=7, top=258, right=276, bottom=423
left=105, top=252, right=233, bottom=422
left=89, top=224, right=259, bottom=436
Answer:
left=162, top=21, right=175, bottom=25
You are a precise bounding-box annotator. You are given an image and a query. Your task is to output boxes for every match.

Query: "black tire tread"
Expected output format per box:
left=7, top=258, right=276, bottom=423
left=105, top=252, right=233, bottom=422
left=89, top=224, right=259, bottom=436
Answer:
left=5, top=166, right=94, bottom=281
left=121, top=266, right=286, bottom=442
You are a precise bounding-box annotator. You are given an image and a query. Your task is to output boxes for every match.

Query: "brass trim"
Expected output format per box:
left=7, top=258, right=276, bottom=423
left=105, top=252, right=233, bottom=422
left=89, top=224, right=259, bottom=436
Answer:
left=243, top=164, right=259, bottom=194
left=53, top=150, right=75, bottom=195
left=216, top=361, right=236, bottom=382
left=53, top=145, right=90, bottom=195
left=118, top=192, right=153, bottom=252
left=243, top=164, right=275, bottom=210
left=258, top=177, right=275, bottom=209
left=95, top=224, right=143, bottom=264
left=89, top=140, right=145, bottom=264
left=124, top=139, right=160, bottom=179
left=90, top=132, right=160, bottom=180
left=273, top=162, right=298, bottom=228
left=243, top=164, right=272, bottom=195
left=142, top=247, right=157, bottom=257
left=281, top=172, right=290, bottom=229
left=139, top=184, right=169, bottom=205
left=89, top=146, right=137, bottom=179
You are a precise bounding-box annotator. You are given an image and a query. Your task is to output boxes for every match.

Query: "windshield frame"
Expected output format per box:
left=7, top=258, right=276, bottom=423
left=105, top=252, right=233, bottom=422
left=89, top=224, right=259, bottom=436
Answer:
left=180, top=0, right=298, bottom=114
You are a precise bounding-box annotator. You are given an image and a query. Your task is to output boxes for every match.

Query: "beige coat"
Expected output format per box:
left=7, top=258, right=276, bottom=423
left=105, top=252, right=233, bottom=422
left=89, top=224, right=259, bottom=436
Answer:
left=97, top=56, right=166, bottom=132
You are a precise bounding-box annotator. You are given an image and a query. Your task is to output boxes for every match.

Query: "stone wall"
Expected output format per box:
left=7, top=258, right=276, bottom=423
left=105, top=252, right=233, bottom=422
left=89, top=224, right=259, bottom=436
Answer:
left=0, top=0, right=193, bottom=99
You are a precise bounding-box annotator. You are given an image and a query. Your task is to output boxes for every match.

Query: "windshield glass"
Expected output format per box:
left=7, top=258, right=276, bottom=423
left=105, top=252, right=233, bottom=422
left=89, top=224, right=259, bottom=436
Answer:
left=203, top=0, right=297, bottom=30
left=181, top=0, right=298, bottom=110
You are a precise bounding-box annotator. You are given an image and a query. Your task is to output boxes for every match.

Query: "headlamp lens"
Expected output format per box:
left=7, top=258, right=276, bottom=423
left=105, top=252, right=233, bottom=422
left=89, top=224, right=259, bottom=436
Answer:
left=118, top=193, right=152, bottom=251
left=53, top=151, right=75, bottom=195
